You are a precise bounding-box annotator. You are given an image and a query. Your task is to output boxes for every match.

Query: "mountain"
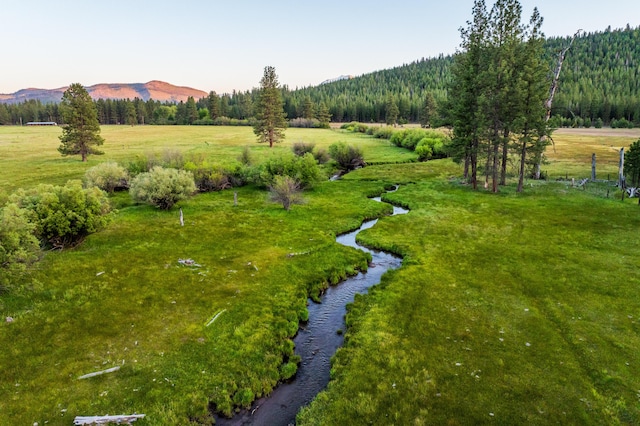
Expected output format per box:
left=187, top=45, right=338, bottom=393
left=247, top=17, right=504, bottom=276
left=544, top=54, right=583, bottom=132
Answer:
left=0, top=80, right=207, bottom=104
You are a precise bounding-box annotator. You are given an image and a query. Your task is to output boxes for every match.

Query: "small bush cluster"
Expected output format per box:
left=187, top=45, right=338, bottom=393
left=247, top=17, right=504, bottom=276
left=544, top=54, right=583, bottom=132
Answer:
left=292, top=141, right=316, bottom=157
left=340, top=122, right=369, bottom=133
left=390, top=128, right=448, bottom=161
left=10, top=180, right=113, bottom=249
left=259, top=152, right=323, bottom=189
left=84, top=161, right=129, bottom=193
left=328, top=142, right=366, bottom=171
left=289, top=118, right=325, bottom=128
left=130, top=167, right=196, bottom=210
left=192, top=116, right=253, bottom=126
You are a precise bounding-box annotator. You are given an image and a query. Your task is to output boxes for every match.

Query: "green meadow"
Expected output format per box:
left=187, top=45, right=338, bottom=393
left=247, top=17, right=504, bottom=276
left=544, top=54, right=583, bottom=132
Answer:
left=1, top=125, right=639, bottom=425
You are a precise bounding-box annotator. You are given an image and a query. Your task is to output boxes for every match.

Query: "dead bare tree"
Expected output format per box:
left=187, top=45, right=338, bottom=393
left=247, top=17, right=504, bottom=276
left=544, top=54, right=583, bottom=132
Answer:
left=534, top=29, right=583, bottom=179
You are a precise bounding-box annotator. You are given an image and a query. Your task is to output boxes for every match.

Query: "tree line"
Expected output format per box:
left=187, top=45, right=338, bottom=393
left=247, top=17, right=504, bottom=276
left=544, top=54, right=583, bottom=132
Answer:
left=1, top=25, right=639, bottom=127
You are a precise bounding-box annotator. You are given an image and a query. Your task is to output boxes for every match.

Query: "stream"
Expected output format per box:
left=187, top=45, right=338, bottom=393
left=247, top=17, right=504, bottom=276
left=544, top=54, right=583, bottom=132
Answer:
left=216, top=188, right=408, bottom=425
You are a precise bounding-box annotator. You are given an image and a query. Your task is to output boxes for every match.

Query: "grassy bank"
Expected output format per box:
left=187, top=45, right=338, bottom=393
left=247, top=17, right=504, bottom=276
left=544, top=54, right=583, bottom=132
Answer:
left=298, top=161, right=640, bottom=424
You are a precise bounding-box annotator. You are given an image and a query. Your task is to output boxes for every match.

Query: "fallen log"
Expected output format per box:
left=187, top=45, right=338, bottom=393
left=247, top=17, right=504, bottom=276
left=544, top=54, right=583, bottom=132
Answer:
left=74, top=414, right=145, bottom=425
left=78, top=366, right=120, bottom=380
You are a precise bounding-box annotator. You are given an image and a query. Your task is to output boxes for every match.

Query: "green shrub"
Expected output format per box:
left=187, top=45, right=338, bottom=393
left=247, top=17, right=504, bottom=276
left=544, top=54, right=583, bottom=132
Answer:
left=10, top=180, right=112, bottom=249
left=130, top=166, right=196, bottom=210
left=0, top=203, right=40, bottom=291
left=183, top=161, right=236, bottom=192
left=328, top=142, right=366, bottom=171
left=232, top=388, right=255, bottom=408
left=313, top=147, right=330, bottom=164
left=84, top=161, right=129, bottom=193
left=292, top=141, right=316, bottom=157
left=279, top=360, right=299, bottom=381
left=238, top=145, right=253, bottom=166
left=259, top=152, right=322, bottom=189
left=372, top=126, right=395, bottom=139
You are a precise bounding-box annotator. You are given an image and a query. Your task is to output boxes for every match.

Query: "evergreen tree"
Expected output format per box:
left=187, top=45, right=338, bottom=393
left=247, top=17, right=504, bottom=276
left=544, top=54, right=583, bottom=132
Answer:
left=58, top=83, right=104, bottom=162
left=316, top=102, right=332, bottom=127
left=207, top=91, right=220, bottom=119
left=302, top=97, right=315, bottom=119
left=185, top=96, right=198, bottom=124
left=625, top=139, right=640, bottom=186
left=385, top=95, right=399, bottom=126
left=419, top=93, right=436, bottom=128
left=253, top=66, right=287, bottom=148
left=126, top=101, right=137, bottom=126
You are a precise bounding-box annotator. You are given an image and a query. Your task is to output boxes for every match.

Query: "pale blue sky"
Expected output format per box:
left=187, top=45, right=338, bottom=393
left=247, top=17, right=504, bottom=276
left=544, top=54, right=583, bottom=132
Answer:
left=2, top=0, right=639, bottom=95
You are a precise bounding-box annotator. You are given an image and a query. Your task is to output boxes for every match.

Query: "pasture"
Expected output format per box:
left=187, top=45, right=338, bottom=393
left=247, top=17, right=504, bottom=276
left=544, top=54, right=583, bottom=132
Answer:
left=0, top=125, right=639, bottom=425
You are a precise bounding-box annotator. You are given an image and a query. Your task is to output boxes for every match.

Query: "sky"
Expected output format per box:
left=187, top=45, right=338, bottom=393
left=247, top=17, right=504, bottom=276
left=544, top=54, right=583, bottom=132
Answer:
left=2, top=0, right=639, bottom=95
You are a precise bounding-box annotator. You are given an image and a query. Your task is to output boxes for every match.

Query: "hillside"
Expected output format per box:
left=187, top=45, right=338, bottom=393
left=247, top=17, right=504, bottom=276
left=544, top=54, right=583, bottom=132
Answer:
left=0, top=80, right=207, bottom=104
left=281, top=25, right=640, bottom=125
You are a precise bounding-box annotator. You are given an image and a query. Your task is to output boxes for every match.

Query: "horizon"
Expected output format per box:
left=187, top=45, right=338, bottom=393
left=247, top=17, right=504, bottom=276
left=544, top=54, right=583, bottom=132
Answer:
left=2, top=0, right=640, bottom=95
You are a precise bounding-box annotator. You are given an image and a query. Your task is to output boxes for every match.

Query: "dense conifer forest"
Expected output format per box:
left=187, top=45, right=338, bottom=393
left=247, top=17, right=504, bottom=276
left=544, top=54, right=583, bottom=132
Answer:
left=1, top=25, right=638, bottom=128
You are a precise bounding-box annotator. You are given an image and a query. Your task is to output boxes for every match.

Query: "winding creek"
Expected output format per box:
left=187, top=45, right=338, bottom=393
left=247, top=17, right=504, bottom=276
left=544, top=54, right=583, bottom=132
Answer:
left=217, top=187, right=408, bottom=425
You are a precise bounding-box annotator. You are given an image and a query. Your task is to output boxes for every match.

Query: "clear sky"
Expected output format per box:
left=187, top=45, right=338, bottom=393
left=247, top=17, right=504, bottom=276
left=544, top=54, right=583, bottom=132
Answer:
left=2, top=0, right=639, bottom=95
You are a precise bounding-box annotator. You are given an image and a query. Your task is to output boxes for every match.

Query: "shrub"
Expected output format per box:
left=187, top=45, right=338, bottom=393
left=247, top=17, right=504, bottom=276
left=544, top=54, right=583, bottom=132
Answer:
left=292, top=141, right=316, bottom=157
left=269, top=175, right=303, bottom=211
left=130, top=166, right=196, bottom=210
left=328, top=142, right=366, bottom=171
left=415, top=137, right=446, bottom=161
left=313, top=147, right=330, bottom=164
left=259, top=152, right=322, bottom=189
left=238, top=145, right=253, bottom=166
left=373, top=126, right=395, bottom=139
left=10, top=180, right=112, bottom=249
left=84, top=161, right=129, bottom=193
left=0, top=203, right=40, bottom=291
left=289, top=118, right=321, bottom=128
left=189, top=165, right=232, bottom=192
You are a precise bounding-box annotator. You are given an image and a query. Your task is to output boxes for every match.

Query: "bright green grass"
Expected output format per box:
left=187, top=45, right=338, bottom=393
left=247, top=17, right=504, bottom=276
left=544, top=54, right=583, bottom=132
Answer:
left=0, top=125, right=416, bottom=204
left=2, top=126, right=640, bottom=424
left=0, top=179, right=393, bottom=424
left=298, top=161, right=640, bottom=425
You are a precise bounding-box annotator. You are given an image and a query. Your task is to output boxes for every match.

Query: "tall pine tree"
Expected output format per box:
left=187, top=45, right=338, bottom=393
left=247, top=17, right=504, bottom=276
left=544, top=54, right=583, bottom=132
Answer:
left=253, top=66, right=287, bottom=148
left=58, top=83, right=104, bottom=162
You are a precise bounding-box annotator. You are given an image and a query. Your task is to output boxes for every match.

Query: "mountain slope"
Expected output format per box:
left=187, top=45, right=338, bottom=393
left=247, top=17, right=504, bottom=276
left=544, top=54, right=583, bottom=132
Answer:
left=0, top=80, right=207, bottom=104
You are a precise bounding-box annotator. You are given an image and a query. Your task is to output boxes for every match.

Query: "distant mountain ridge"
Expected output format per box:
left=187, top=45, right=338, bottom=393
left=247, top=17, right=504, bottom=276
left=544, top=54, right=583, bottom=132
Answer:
left=0, top=80, right=208, bottom=104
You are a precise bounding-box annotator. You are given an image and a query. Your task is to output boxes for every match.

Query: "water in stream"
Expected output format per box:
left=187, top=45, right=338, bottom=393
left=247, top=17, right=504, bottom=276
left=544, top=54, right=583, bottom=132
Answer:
left=216, top=190, right=408, bottom=425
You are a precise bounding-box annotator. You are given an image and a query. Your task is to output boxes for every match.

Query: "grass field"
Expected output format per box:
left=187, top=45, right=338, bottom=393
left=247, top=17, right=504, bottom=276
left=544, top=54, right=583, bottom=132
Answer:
left=1, top=125, right=639, bottom=425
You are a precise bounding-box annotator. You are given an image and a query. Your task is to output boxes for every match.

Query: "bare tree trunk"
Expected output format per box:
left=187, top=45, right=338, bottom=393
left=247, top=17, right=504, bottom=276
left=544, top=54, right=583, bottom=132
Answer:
left=463, top=154, right=470, bottom=182
left=534, top=30, right=582, bottom=179
left=591, top=153, right=596, bottom=181
left=492, top=141, right=500, bottom=193
left=517, top=139, right=527, bottom=192
left=471, top=140, right=478, bottom=190
left=500, top=130, right=510, bottom=185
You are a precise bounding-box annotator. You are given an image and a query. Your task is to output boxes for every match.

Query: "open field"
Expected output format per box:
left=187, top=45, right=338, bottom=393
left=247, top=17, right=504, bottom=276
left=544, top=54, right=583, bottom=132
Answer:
left=0, top=125, right=416, bottom=204
left=1, top=125, right=639, bottom=424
